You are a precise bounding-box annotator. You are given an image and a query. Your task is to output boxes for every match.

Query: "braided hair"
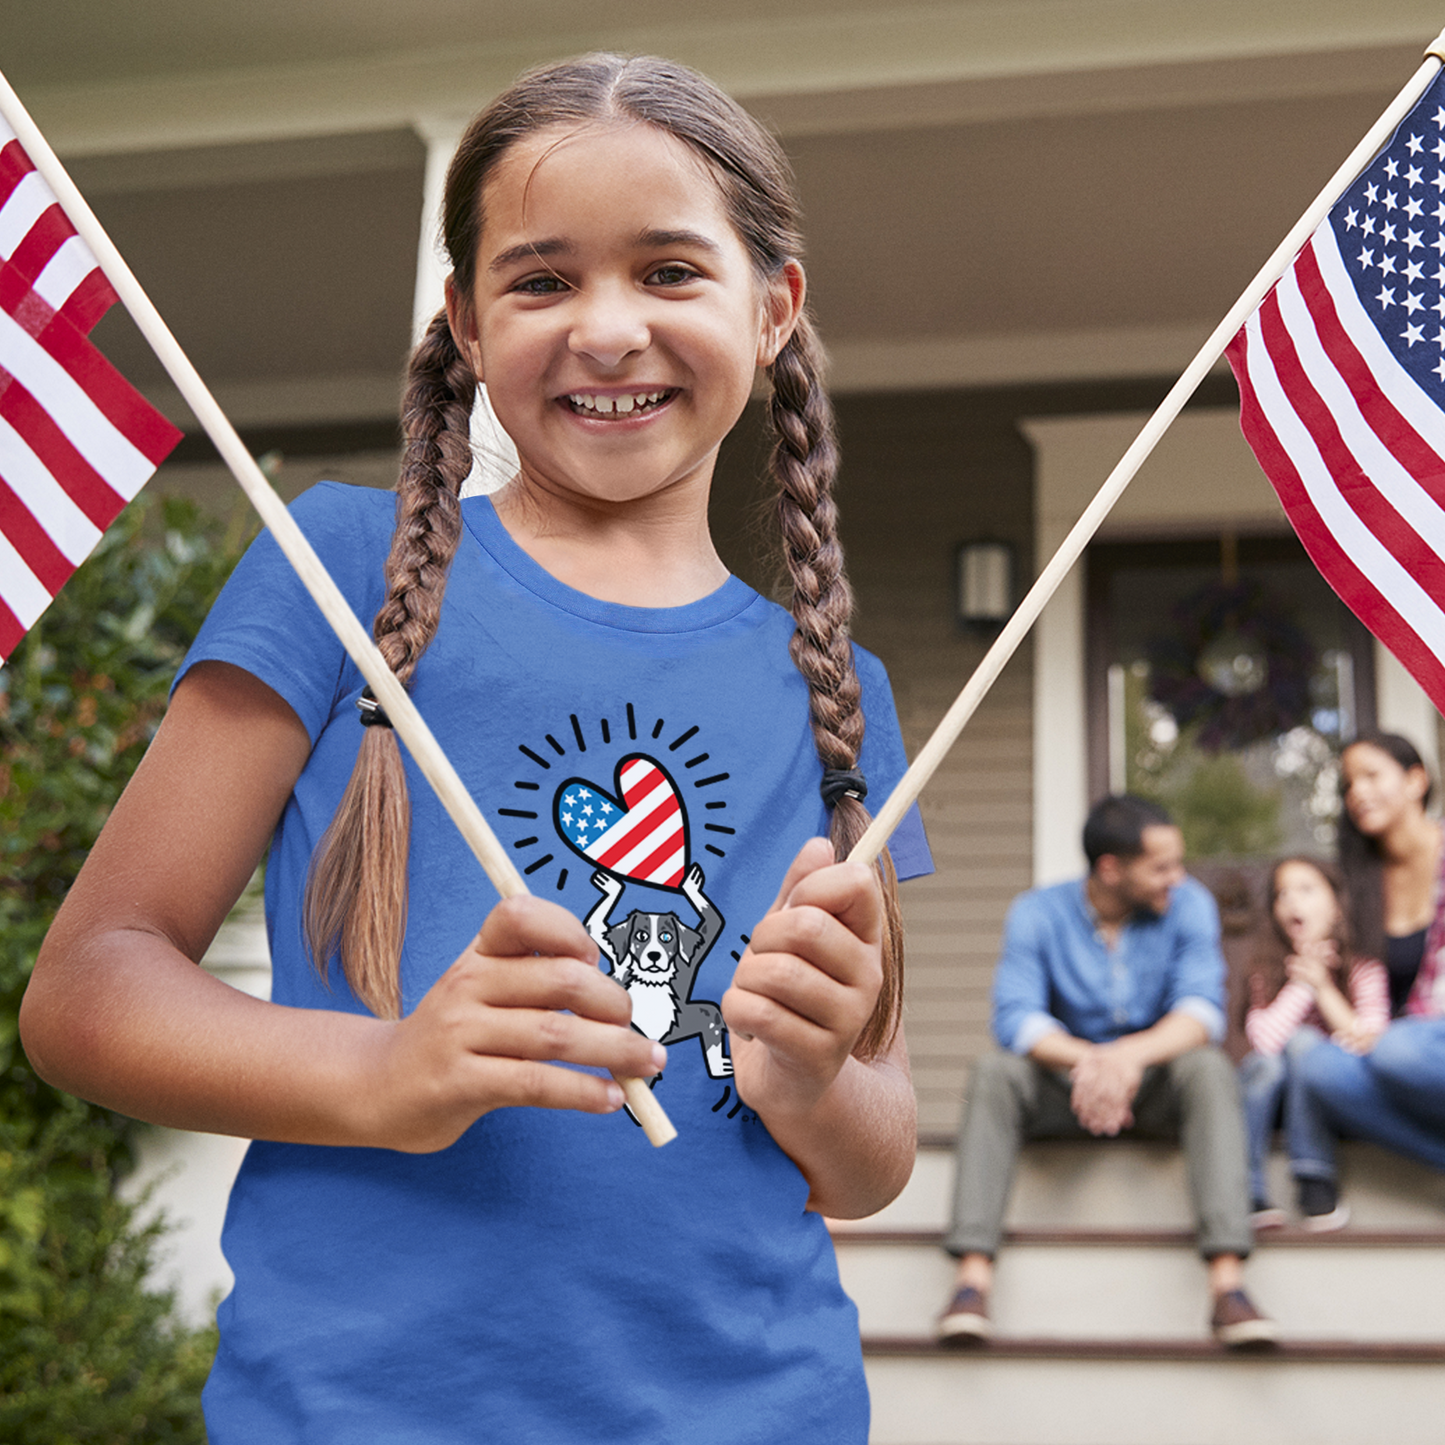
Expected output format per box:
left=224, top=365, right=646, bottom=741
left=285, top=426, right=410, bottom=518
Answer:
left=304, top=53, right=906, bottom=1053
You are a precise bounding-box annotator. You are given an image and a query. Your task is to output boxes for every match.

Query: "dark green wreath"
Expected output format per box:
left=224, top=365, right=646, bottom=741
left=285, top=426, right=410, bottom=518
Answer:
left=1146, top=580, right=1315, bottom=753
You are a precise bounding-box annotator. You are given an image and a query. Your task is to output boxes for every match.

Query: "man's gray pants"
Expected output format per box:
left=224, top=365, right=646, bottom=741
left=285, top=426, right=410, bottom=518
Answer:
left=942, top=1045, right=1253, bottom=1260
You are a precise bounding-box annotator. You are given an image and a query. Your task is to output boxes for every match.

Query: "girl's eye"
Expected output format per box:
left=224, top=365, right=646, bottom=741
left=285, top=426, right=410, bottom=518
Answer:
left=648, top=263, right=701, bottom=286
left=512, top=273, right=569, bottom=296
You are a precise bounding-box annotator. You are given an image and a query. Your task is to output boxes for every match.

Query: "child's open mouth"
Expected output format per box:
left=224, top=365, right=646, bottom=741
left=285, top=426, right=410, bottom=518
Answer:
left=565, top=389, right=674, bottom=419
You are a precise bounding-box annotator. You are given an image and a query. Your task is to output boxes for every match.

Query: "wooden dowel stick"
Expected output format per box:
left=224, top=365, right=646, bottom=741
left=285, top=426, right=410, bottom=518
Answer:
left=850, top=38, right=1445, bottom=872
left=0, top=70, right=675, bottom=1148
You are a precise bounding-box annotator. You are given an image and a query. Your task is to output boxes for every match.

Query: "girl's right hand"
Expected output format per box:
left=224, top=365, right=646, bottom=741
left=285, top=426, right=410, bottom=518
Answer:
left=365, top=896, right=666, bottom=1153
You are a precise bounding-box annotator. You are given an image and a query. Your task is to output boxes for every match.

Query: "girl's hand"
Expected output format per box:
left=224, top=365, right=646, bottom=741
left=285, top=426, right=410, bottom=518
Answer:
left=365, top=896, right=666, bottom=1153
left=1284, top=941, right=1335, bottom=993
left=721, top=837, right=883, bottom=1125
left=1333, top=1020, right=1385, bottom=1056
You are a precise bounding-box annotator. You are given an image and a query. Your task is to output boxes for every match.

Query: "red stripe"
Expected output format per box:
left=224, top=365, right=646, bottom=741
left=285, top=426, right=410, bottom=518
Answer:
left=0, top=474, right=75, bottom=593
left=1295, top=239, right=1445, bottom=506
left=1229, top=323, right=1445, bottom=714
left=621, top=760, right=664, bottom=807
left=0, top=594, right=25, bottom=663
left=57, top=270, right=116, bottom=334
left=8, top=206, right=74, bottom=285
left=0, top=379, right=128, bottom=530
left=630, top=835, right=684, bottom=887
left=1255, top=276, right=1445, bottom=625
left=0, top=137, right=37, bottom=208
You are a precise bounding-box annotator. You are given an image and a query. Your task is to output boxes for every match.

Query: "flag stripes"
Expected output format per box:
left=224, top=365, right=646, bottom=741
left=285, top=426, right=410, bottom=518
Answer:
left=594, top=759, right=685, bottom=886
left=0, top=123, right=181, bottom=664
left=1229, top=203, right=1445, bottom=716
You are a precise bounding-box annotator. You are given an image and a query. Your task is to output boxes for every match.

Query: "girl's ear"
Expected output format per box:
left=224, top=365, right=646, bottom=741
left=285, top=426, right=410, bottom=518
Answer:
left=757, top=259, right=806, bottom=368
left=445, top=276, right=485, bottom=381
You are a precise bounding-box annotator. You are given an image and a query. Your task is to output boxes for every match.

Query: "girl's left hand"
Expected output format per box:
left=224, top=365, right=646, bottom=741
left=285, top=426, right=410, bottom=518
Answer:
left=722, top=837, right=883, bottom=1122
left=1284, top=942, right=1334, bottom=993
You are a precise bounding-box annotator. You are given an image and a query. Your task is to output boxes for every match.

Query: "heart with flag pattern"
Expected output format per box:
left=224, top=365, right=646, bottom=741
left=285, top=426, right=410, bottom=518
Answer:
left=552, top=754, right=689, bottom=888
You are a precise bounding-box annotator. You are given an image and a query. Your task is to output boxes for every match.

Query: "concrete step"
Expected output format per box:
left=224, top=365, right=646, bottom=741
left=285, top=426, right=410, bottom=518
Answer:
left=830, top=1139, right=1445, bottom=1237
left=864, top=1351, right=1443, bottom=1445
left=837, top=1234, right=1445, bottom=1343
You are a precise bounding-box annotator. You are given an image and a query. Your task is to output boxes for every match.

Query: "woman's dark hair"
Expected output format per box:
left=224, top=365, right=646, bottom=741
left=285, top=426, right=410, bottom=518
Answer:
left=1336, top=731, right=1432, bottom=961
left=303, top=53, right=905, bottom=1056
left=1248, top=855, right=1352, bottom=1008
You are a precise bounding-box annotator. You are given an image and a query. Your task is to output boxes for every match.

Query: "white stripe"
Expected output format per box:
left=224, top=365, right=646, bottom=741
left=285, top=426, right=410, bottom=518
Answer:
left=0, top=117, right=15, bottom=146
left=0, top=171, right=52, bottom=263
left=598, top=809, right=684, bottom=875
left=0, top=413, right=103, bottom=564
left=1316, top=222, right=1445, bottom=459
left=34, top=235, right=98, bottom=312
left=0, top=523, right=56, bottom=629
left=0, top=306, right=153, bottom=498
left=1276, top=249, right=1445, bottom=566
left=1240, top=305, right=1445, bottom=651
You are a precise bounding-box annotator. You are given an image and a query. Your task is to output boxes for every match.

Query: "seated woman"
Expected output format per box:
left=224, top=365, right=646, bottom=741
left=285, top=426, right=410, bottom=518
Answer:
left=1298, top=733, right=1445, bottom=1175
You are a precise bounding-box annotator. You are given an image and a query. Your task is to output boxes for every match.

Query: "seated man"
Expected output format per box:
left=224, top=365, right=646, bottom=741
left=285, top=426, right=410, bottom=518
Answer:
left=937, top=795, right=1276, bottom=1348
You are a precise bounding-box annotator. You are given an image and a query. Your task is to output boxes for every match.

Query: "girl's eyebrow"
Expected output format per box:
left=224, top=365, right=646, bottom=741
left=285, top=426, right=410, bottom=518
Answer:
left=488, top=228, right=722, bottom=274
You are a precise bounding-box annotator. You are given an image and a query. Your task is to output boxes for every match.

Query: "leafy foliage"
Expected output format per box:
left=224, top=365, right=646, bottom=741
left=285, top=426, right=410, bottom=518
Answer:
left=0, top=494, right=256, bottom=1441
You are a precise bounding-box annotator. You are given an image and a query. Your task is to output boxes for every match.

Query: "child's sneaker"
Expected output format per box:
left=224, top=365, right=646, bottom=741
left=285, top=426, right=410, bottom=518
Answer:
left=1250, top=1198, right=1286, bottom=1230
left=936, top=1284, right=991, bottom=1344
left=1297, top=1177, right=1350, bottom=1232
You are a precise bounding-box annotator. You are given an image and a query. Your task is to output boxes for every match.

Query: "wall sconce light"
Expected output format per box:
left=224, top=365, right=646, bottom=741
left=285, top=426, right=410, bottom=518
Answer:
left=956, top=540, right=1014, bottom=628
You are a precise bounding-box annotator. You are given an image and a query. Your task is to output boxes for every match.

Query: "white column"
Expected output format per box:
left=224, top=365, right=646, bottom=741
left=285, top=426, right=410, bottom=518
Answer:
left=1374, top=640, right=1442, bottom=782
left=412, top=117, right=519, bottom=496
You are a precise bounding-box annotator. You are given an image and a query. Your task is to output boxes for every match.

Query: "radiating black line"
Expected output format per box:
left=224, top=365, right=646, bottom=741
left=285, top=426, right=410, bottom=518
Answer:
left=704, top=824, right=736, bottom=835
left=513, top=837, right=539, bottom=849
left=519, top=746, right=550, bottom=769
left=711, top=1087, right=731, bottom=1113
left=557, top=868, right=569, bottom=891
left=570, top=714, right=586, bottom=751
left=694, top=773, right=729, bottom=787
left=514, top=780, right=540, bottom=791
left=669, top=725, right=699, bottom=751
left=730, top=951, right=741, bottom=961
left=545, top=734, right=565, bottom=756
left=499, top=808, right=538, bottom=819
left=706, top=844, right=726, bottom=859
left=727, top=1098, right=743, bottom=1118
left=684, top=753, right=709, bottom=768
left=627, top=703, right=637, bottom=739
left=705, top=800, right=726, bottom=810
left=601, top=719, right=611, bottom=744
left=651, top=718, right=665, bottom=739
left=523, top=854, right=553, bottom=875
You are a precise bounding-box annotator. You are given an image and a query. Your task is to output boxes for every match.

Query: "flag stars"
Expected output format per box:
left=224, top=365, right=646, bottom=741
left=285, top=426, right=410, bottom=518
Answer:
left=1406, top=230, right=1425, bottom=253
left=1434, top=356, right=1445, bottom=382
left=1366, top=182, right=1380, bottom=203
left=1435, top=325, right=1445, bottom=347
left=1434, top=295, right=1445, bottom=318
left=1381, top=222, right=1398, bottom=245
left=1385, top=159, right=1400, bottom=179
left=1402, top=322, right=1425, bottom=347
left=1358, top=247, right=1376, bottom=270
left=1407, top=165, right=1424, bottom=188
left=1404, top=292, right=1424, bottom=316
left=1363, top=214, right=1378, bottom=236
left=1383, top=191, right=1400, bottom=212
left=1405, top=260, right=1425, bottom=282
left=1344, top=208, right=1360, bottom=230
left=1377, top=284, right=1397, bottom=308
left=1409, top=133, right=1425, bottom=155
left=1436, top=138, right=1445, bottom=160
left=1435, top=171, right=1445, bottom=194
left=1405, top=197, right=1425, bottom=220
left=1379, top=253, right=1398, bottom=276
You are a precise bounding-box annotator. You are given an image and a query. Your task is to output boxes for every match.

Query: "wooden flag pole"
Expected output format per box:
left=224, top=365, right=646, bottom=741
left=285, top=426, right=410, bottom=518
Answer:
left=0, top=71, right=676, bottom=1148
left=850, top=32, right=1445, bottom=870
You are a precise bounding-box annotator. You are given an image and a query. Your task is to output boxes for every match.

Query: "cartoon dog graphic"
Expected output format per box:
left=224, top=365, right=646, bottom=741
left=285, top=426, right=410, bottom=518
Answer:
left=584, top=863, right=732, bottom=1079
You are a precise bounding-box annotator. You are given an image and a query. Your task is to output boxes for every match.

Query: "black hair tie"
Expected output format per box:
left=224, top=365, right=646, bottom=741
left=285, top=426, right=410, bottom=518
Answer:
left=820, top=767, right=867, bottom=809
left=356, top=685, right=394, bottom=729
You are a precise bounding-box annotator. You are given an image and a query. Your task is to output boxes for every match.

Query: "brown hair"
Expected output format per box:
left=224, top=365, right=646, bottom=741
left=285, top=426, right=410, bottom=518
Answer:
left=1247, top=855, right=1352, bottom=1008
left=303, top=53, right=905, bottom=1056
left=1336, top=730, right=1432, bottom=962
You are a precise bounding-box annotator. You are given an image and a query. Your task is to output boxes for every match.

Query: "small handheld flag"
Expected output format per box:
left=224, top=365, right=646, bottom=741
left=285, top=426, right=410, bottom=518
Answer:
left=1228, top=67, right=1445, bottom=716
left=0, top=118, right=182, bottom=663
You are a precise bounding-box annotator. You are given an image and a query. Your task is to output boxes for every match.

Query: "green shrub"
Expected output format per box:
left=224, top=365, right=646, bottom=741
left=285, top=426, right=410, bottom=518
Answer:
left=0, top=494, right=257, bottom=1441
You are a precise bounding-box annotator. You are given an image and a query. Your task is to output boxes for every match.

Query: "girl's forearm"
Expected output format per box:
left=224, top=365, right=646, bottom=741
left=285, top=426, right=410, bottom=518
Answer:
left=759, top=1041, right=916, bottom=1220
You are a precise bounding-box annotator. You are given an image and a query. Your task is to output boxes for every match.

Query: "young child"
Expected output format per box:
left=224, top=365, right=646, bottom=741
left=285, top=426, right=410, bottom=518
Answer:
left=19, top=54, right=932, bottom=1444
left=1240, top=857, right=1388, bottom=1231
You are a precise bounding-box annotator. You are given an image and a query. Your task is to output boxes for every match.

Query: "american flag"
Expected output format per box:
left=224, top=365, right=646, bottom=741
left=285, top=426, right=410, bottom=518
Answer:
left=1228, top=67, right=1445, bottom=715
left=0, top=117, right=181, bottom=663
left=556, top=756, right=686, bottom=888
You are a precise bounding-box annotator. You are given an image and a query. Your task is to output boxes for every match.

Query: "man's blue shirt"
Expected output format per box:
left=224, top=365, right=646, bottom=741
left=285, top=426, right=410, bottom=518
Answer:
left=991, top=875, right=1227, bottom=1055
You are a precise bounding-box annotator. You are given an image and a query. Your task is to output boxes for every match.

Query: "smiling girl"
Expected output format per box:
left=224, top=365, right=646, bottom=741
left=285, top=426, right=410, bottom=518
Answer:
left=20, top=54, right=930, bottom=1444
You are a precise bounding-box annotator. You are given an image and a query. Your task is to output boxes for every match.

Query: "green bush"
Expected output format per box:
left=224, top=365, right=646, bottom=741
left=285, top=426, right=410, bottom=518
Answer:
left=0, top=494, right=257, bottom=1441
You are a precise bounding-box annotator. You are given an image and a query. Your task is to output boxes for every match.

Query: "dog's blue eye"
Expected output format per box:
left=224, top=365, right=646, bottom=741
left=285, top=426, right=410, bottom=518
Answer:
left=660, top=931, right=673, bottom=943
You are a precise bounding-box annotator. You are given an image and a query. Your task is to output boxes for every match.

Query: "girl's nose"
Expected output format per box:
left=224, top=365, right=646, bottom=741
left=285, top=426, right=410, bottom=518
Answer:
left=568, top=285, right=650, bottom=369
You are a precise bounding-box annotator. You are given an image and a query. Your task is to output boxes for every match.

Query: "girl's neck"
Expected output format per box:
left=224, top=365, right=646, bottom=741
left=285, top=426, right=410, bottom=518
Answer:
left=490, top=475, right=729, bottom=608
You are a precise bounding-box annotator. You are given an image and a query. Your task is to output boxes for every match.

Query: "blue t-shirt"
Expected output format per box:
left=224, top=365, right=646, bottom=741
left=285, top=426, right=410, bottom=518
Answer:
left=179, top=483, right=931, bottom=1444
left=991, top=876, right=1226, bottom=1056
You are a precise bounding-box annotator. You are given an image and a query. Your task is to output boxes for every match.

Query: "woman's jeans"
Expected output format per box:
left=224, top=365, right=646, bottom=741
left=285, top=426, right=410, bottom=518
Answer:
left=1239, top=1026, right=1336, bottom=1201
left=1298, top=1018, right=1445, bottom=1173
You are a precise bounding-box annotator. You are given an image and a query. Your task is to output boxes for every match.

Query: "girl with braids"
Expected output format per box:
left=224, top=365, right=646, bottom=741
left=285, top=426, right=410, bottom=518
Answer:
left=23, top=52, right=931, bottom=1444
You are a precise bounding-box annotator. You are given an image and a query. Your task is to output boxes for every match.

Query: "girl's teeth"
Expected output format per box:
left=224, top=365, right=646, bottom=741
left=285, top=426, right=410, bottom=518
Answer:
left=570, top=391, right=665, bottom=415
